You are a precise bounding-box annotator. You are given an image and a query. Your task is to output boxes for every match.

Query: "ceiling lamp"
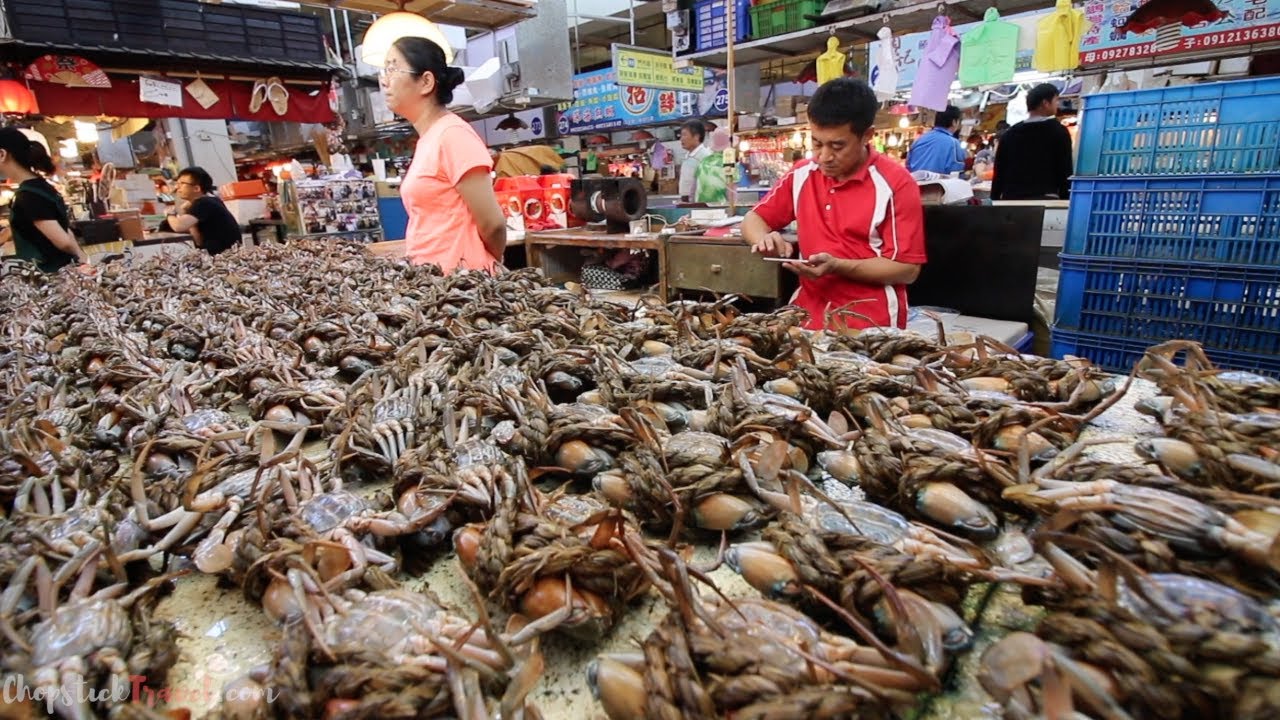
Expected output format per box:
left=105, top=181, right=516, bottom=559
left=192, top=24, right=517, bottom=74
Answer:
left=898, top=116, right=909, bottom=128
left=361, top=7, right=454, bottom=68
left=496, top=113, right=529, bottom=131
left=74, top=120, right=99, bottom=144
left=0, top=79, right=39, bottom=114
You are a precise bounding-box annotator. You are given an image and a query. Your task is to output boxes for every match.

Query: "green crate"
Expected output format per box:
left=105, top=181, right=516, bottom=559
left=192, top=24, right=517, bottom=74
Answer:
left=749, top=0, right=825, bottom=39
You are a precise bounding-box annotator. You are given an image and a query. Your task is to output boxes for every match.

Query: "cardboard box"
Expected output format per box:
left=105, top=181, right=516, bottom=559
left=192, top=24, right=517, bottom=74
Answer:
left=774, top=94, right=802, bottom=117
left=224, top=198, right=268, bottom=225
left=110, top=210, right=144, bottom=241
left=219, top=180, right=267, bottom=200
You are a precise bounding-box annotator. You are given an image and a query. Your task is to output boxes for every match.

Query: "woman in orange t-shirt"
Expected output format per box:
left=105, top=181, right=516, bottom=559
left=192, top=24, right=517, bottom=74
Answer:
left=382, top=36, right=505, bottom=272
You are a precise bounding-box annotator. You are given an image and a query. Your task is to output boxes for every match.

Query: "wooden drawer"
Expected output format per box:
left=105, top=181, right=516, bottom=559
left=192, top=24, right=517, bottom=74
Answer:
left=667, top=242, right=783, bottom=299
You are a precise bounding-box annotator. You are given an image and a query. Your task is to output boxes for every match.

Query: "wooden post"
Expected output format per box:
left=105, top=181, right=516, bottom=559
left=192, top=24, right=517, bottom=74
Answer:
left=726, top=1, right=736, bottom=215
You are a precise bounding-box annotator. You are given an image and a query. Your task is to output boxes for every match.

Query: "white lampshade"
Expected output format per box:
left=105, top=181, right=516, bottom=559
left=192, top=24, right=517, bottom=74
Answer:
left=361, top=12, right=454, bottom=67
left=74, top=121, right=99, bottom=144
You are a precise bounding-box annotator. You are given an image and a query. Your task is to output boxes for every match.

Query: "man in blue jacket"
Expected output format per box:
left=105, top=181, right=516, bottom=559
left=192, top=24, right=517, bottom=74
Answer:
left=906, top=106, right=965, bottom=175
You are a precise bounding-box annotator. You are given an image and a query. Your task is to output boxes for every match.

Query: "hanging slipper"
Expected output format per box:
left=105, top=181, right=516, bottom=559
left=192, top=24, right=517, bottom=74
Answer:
left=266, top=77, right=289, bottom=116
left=248, top=79, right=268, bottom=113
left=186, top=73, right=220, bottom=109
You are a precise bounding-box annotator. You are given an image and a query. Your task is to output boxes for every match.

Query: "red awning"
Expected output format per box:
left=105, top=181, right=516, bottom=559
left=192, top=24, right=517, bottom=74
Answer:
left=30, top=75, right=336, bottom=123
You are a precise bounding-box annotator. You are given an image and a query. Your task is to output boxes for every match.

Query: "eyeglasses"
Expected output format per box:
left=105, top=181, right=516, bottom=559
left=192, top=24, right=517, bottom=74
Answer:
left=379, top=65, right=420, bottom=80
left=175, top=180, right=197, bottom=187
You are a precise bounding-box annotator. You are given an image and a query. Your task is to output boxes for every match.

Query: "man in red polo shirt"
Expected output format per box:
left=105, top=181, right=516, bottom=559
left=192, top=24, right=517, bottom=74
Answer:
left=743, top=78, right=926, bottom=331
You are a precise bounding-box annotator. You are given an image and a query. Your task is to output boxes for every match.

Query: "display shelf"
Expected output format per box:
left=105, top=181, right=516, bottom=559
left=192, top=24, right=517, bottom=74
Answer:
left=325, top=0, right=536, bottom=32
left=294, top=228, right=385, bottom=244
left=680, top=0, right=1049, bottom=68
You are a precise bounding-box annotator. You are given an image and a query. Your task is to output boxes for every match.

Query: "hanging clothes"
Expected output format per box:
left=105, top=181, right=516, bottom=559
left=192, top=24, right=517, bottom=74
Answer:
left=909, top=15, right=961, bottom=112
left=959, top=8, right=1020, bottom=86
left=872, top=27, right=899, bottom=101
left=816, top=36, right=848, bottom=85
left=650, top=141, right=671, bottom=171
left=1034, top=0, right=1090, bottom=72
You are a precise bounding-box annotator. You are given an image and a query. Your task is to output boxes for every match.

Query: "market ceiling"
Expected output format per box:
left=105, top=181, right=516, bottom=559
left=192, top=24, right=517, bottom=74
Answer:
left=0, top=39, right=343, bottom=82
left=299, top=0, right=536, bottom=32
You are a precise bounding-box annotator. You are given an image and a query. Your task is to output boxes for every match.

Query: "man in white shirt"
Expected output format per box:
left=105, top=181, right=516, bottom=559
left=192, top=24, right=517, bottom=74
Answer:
left=678, top=119, right=710, bottom=202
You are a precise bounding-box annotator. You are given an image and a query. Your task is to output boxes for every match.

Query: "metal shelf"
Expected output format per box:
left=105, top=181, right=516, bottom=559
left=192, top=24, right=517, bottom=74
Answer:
left=325, top=0, right=537, bottom=32
left=680, top=0, right=1053, bottom=69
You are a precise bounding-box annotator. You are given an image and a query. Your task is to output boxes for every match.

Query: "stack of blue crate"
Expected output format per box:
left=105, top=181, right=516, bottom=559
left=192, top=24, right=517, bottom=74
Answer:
left=1051, top=77, right=1280, bottom=376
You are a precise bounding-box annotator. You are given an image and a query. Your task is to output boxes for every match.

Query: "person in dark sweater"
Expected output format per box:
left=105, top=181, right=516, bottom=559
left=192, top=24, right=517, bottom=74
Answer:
left=161, top=166, right=241, bottom=255
left=0, top=127, right=92, bottom=274
left=991, top=84, right=1073, bottom=200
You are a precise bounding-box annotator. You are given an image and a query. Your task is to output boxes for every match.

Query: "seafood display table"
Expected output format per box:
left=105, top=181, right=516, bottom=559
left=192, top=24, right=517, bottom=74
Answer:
left=9, top=235, right=1277, bottom=720
left=80, top=232, right=195, bottom=264
left=526, top=228, right=670, bottom=300
left=365, top=233, right=526, bottom=265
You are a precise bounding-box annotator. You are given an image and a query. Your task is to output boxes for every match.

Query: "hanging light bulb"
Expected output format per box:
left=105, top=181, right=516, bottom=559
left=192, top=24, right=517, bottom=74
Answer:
left=790, top=130, right=803, bottom=147
left=738, top=139, right=750, bottom=153
left=898, top=116, right=909, bottom=129
left=59, top=139, right=78, bottom=159
left=74, top=121, right=99, bottom=144
left=361, top=11, right=454, bottom=67
left=886, top=134, right=901, bottom=148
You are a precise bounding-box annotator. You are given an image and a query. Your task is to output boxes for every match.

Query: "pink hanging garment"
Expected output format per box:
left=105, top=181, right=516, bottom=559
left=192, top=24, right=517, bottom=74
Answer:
left=909, top=16, right=961, bottom=112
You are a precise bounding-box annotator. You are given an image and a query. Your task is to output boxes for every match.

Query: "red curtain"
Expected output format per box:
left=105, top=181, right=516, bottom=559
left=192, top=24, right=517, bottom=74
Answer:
left=30, top=75, right=336, bottom=123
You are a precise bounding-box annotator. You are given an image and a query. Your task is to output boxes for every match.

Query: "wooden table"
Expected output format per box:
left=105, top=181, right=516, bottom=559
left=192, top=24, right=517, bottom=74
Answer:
left=525, top=229, right=669, bottom=300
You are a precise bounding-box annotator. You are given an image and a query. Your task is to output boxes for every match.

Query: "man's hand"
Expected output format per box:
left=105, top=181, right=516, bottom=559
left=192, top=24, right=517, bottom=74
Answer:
left=73, top=262, right=97, bottom=277
left=750, top=231, right=793, bottom=258
left=784, top=252, right=850, bottom=279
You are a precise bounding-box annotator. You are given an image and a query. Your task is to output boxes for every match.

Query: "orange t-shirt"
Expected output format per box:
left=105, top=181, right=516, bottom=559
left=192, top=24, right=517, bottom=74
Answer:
left=400, top=113, right=496, bottom=272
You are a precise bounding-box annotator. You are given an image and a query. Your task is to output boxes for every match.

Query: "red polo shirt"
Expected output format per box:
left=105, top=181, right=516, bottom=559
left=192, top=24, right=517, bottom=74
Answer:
left=753, top=152, right=926, bottom=330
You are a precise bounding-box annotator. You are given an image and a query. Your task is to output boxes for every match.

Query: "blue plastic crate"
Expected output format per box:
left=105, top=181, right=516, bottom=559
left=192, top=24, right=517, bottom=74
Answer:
left=1051, top=328, right=1280, bottom=378
left=1064, top=174, right=1280, bottom=266
left=1054, top=255, right=1280, bottom=357
left=1077, top=77, right=1280, bottom=176
left=694, top=0, right=750, bottom=51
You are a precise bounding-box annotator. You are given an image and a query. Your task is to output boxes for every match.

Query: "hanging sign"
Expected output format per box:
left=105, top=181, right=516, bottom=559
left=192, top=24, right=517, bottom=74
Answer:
left=139, top=76, right=184, bottom=107
left=1079, top=0, right=1280, bottom=66
left=556, top=69, right=696, bottom=134
left=612, top=44, right=705, bottom=91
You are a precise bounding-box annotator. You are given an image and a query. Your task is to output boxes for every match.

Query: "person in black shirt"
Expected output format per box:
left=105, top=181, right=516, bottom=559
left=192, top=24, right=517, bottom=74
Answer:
left=162, top=166, right=241, bottom=255
left=991, top=84, right=1074, bottom=201
left=0, top=127, right=92, bottom=274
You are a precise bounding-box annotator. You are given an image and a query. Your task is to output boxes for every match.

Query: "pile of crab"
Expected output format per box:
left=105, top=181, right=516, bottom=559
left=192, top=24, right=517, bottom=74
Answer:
left=2, top=243, right=1277, bottom=720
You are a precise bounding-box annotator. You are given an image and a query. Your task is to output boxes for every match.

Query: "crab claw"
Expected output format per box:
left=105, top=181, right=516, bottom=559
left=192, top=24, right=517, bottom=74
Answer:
left=556, top=440, right=614, bottom=478
left=588, top=655, right=646, bottom=720
left=915, top=482, right=999, bottom=541
left=691, top=493, right=762, bottom=532
left=725, top=541, right=801, bottom=599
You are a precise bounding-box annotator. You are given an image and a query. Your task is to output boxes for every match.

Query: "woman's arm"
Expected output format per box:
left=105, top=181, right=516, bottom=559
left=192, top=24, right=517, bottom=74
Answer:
left=456, top=168, right=507, bottom=260
left=33, top=219, right=88, bottom=263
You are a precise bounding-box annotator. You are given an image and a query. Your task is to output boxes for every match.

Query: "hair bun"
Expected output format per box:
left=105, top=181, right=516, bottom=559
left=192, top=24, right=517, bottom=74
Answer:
left=444, top=66, right=466, bottom=90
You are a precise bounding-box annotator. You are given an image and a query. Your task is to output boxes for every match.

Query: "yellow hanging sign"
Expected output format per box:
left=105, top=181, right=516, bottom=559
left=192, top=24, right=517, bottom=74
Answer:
left=611, top=44, right=704, bottom=92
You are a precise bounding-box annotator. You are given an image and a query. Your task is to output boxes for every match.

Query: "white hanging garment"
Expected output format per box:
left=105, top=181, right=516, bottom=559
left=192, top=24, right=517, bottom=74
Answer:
left=872, top=27, right=899, bottom=101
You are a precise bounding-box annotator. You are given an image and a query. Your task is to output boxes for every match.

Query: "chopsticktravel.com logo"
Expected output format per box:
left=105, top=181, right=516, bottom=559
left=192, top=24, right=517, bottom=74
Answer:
left=3, top=652, right=279, bottom=712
